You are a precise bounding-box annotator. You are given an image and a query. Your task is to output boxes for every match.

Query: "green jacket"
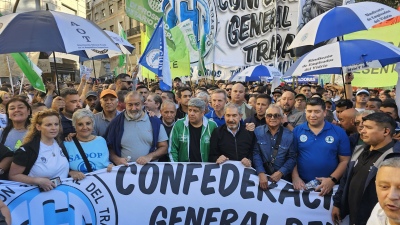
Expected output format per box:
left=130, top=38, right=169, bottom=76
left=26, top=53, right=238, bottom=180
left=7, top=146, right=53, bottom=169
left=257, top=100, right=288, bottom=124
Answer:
left=168, top=116, right=217, bottom=162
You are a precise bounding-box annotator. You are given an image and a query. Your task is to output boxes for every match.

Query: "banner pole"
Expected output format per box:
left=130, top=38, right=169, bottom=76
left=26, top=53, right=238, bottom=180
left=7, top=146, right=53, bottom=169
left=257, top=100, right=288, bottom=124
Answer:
left=19, top=74, right=24, bottom=94
left=6, top=56, right=14, bottom=95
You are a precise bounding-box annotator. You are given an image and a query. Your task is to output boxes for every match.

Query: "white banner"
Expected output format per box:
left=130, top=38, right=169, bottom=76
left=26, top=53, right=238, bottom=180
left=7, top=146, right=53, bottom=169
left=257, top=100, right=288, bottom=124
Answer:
left=2, top=162, right=344, bottom=224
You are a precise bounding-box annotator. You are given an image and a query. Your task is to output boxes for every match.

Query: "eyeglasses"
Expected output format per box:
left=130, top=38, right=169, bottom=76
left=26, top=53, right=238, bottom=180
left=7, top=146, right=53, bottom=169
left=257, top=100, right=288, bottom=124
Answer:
left=122, top=81, right=133, bottom=85
left=266, top=114, right=281, bottom=119
left=226, top=88, right=232, bottom=91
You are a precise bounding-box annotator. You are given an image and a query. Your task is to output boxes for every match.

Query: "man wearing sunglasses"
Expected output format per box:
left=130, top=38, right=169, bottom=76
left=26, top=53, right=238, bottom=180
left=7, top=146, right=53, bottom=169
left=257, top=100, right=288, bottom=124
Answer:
left=292, top=97, right=351, bottom=197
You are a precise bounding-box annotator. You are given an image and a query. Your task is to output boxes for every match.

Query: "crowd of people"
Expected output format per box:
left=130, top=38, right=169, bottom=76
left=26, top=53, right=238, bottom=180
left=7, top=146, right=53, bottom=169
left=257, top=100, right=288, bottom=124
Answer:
left=0, top=69, right=398, bottom=225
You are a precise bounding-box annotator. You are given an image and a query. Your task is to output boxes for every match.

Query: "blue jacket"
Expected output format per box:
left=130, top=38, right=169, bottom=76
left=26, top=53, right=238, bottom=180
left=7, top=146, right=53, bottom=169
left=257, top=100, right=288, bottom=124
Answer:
left=105, top=112, right=161, bottom=157
left=253, top=125, right=297, bottom=177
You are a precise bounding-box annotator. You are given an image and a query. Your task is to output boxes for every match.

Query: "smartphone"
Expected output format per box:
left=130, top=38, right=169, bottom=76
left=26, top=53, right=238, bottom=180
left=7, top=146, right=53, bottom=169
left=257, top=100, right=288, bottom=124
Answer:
left=39, top=177, right=62, bottom=192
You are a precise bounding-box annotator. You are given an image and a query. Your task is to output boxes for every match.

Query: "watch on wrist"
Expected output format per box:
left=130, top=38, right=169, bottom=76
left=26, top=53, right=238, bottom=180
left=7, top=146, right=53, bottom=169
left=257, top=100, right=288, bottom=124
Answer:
left=329, top=175, right=338, bottom=184
left=282, top=122, right=289, bottom=127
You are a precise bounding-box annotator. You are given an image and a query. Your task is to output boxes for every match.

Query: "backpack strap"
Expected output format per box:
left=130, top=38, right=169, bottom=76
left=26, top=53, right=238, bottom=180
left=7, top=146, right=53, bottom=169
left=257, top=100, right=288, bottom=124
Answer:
left=72, top=137, right=93, bottom=172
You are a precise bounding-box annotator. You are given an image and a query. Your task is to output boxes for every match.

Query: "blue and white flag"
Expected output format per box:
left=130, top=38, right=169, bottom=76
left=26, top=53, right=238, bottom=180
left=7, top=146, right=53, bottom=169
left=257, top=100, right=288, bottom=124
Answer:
left=139, top=17, right=172, bottom=91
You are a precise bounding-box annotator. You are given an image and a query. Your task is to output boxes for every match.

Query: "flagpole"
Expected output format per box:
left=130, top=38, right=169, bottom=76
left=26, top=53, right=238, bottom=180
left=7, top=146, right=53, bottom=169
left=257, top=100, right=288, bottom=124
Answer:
left=6, top=56, right=14, bottom=95
left=19, top=74, right=24, bottom=94
left=52, top=52, right=60, bottom=95
left=91, top=59, right=97, bottom=81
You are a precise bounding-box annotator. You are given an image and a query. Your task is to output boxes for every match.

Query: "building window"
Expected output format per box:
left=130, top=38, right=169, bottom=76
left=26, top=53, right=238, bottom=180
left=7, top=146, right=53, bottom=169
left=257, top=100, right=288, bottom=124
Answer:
left=138, top=42, right=141, bottom=54
left=118, top=0, right=123, bottom=10
left=102, top=9, right=106, bottom=17
left=109, top=4, right=114, bottom=14
left=95, top=12, right=98, bottom=21
left=86, top=14, right=91, bottom=20
left=110, top=25, right=114, bottom=32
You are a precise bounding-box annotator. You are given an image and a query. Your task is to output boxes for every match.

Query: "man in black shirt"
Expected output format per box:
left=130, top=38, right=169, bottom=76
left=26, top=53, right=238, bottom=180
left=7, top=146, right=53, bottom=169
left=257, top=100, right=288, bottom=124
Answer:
left=175, top=87, right=192, bottom=120
left=244, top=94, right=271, bottom=128
left=332, top=112, right=400, bottom=225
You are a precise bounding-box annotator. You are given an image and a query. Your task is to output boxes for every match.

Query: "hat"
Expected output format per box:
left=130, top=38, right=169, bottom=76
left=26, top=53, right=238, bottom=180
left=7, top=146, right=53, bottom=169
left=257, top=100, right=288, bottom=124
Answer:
left=272, top=90, right=282, bottom=95
left=85, top=91, right=98, bottom=99
left=100, top=89, right=117, bottom=98
left=173, top=77, right=182, bottom=82
left=356, top=89, right=370, bottom=96
left=295, top=93, right=306, bottom=100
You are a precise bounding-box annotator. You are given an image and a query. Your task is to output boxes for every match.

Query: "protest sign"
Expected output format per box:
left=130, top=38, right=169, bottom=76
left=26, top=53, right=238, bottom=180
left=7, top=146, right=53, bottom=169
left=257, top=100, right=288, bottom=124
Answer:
left=3, top=162, right=341, bottom=224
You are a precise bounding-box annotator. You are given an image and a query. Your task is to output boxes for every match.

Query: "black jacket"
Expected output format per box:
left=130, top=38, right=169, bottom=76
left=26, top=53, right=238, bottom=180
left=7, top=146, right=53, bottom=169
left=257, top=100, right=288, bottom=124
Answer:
left=209, top=123, right=254, bottom=162
left=244, top=114, right=266, bottom=127
left=333, top=141, right=400, bottom=225
left=13, top=135, right=69, bottom=175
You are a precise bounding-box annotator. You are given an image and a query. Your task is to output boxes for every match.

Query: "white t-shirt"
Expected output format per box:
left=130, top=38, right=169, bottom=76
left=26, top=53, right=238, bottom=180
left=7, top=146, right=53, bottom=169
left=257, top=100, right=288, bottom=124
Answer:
left=28, top=141, right=69, bottom=179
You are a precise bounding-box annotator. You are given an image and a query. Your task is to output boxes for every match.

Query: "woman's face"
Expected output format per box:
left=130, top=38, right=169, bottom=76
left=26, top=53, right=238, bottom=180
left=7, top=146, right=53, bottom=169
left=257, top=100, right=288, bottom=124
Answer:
left=36, top=115, right=59, bottom=140
left=2, top=93, right=10, bottom=105
left=75, top=116, right=93, bottom=138
left=8, top=101, right=30, bottom=124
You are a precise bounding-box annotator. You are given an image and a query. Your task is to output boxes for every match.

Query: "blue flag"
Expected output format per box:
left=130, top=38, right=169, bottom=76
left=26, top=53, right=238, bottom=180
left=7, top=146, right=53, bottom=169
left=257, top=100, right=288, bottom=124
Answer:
left=139, top=17, right=172, bottom=91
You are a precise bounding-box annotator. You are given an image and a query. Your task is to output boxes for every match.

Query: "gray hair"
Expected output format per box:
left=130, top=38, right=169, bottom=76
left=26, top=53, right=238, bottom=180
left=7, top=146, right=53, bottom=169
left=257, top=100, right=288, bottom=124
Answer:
left=196, top=91, right=210, bottom=102
left=224, top=102, right=243, bottom=115
left=356, top=110, right=375, bottom=117
left=188, top=98, right=206, bottom=112
left=160, top=100, right=177, bottom=112
left=380, top=157, right=400, bottom=168
left=266, top=104, right=284, bottom=117
left=148, top=93, right=163, bottom=110
left=72, top=109, right=95, bottom=128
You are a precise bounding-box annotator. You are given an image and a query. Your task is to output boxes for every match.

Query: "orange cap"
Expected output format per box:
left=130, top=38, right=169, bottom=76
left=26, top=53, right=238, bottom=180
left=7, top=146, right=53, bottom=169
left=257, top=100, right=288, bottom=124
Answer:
left=100, top=89, right=117, bottom=98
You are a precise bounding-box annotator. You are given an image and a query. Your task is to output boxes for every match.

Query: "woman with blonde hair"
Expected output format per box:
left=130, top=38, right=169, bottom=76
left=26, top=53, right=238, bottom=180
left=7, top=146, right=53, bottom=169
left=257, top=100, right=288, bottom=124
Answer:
left=0, top=91, right=10, bottom=114
left=9, top=109, right=69, bottom=192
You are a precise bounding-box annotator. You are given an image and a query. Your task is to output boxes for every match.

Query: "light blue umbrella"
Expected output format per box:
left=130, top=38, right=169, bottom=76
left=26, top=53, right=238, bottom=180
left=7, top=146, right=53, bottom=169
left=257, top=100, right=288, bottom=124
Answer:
left=289, top=2, right=400, bottom=49
left=229, top=65, right=282, bottom=82
left=284, top=39, right=400, bottom=77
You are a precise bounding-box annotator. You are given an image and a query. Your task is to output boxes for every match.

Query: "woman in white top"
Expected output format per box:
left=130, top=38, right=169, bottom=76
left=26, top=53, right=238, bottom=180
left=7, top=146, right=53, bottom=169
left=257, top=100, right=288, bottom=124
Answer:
left=9, top=109, right=69, bottom=192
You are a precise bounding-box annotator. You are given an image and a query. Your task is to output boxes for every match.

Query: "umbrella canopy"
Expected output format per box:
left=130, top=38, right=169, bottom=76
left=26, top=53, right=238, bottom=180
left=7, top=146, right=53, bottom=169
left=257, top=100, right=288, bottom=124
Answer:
left=0, top=10, right=121, bottom=54
left=230, top=65, right=282, bottom=82
left=283, top=39, right=400, bottom=77
left=288, top=2, right=400, bottom=50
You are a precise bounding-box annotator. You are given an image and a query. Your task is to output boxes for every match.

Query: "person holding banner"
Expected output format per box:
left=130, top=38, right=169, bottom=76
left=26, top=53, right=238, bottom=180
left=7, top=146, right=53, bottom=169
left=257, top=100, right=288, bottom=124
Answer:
left=253, top=104, right=296, bottom=190
left=9, top=109, right=69, bottom=192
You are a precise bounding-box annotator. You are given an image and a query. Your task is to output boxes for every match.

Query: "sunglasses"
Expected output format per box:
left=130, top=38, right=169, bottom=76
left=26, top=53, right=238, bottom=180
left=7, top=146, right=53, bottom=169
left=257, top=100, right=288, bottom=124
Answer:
left=266, top=113, right=281, bottom=118
left=122, top=81, right=133, bottom=85
left=225, top=88, right=232, bottom=91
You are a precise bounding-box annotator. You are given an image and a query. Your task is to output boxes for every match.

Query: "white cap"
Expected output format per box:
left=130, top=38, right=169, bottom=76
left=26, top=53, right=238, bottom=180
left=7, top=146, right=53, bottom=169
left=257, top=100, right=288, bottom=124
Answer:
left=356, top=89, right=369, bottom=96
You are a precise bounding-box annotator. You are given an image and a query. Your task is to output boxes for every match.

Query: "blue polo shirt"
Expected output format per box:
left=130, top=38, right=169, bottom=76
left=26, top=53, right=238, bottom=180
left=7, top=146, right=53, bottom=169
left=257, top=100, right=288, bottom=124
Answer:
left=205, top=110, right=225, bottom=127
left=293, top=121, right=351, bottom=183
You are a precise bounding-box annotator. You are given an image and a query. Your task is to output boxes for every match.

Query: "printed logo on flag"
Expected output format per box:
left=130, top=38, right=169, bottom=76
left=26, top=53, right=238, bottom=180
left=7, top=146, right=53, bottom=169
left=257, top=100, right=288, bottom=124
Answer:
left=7, top=176, right=117, bottom=224
left=145, top=49, right=161, bottom=69
left=92, top=49, right=109, bottom=54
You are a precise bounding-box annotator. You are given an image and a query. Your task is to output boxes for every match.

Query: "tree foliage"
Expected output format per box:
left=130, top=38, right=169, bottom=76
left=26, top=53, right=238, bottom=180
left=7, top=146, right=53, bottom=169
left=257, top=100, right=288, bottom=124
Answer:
left=356, top=0, right=399, bottom=8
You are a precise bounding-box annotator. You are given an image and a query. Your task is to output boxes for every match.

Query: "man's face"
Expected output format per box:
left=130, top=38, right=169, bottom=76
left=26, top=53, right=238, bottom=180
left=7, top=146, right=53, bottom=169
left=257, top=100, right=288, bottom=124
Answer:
left=338, top=113, right=354, bottom=133
left=280, top=92, right=295, bottom=113
left=380, top=107, right=398, bottom=120
left=322, top=92, right=330, bottom=101
left=336, top=106, right=347, bottom=118
left=85, top=96, right=97, bottom=111
left=366, top=101, right=380, bottom=112
left=265, top=107, right=282, bottom=128
left=211, top=92, right=226, bottom=112
left=119, top=77, right=133, bottom=90
left=161, top=104, right=176, bottom=124
left=178, top=90, right=192, bottom=106
left=360, top=120, right=388, bottom=145
left=161, top=92, right=174, bottom=102
left=188, top=106, right=204, bottom=125
left=248, top=97, right=256, bottom=109
left=300, top=87, right=312, bottom=98
left=231, top=84, right=245, bottom=104
left=225, top=84, right=233, bottom=97
left=144, top=95, right=159, bottom=112
left=376, top=166, right=400, bottom=224
left=155, top=90, right=163, bottom=95
left=379, top=94, right=388, bottom=102
left=356, top=93, right=370, bottom=104
left=173, top=80, right=182, bottom=89
left=295, top=97, right=306, bottom=111
left=64, top=94, right=82, bottom=115
left=255, top=98, right=270, bottom=117
left=100, top=95, right=118, bottom=113
left=306, top=105, right=326, bottom=127
left=137, top=88, right=149, bottom=100
left=273, top=93, right=282, bottom=102
left=125, top=95, right=143, bottom=120
left=355, top=115, right=364, bottom=134
left=224, top=107, right=241, bottom=131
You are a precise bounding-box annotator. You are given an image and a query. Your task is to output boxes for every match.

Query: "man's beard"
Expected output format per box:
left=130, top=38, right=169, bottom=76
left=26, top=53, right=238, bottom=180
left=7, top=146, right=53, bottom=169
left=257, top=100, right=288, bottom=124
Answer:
left=126, top=109, right=143, bottom=120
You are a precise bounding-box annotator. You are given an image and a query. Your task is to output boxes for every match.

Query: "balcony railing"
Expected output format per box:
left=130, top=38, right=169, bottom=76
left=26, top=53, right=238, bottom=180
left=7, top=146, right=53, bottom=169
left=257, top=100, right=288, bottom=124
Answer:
left=126, top=26, right=141, bottom=36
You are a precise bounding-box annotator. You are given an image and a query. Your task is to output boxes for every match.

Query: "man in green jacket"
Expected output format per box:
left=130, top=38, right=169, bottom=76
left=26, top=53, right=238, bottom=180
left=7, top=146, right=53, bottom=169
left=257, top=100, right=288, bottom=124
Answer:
left=169, top=98, right=218, bottom=162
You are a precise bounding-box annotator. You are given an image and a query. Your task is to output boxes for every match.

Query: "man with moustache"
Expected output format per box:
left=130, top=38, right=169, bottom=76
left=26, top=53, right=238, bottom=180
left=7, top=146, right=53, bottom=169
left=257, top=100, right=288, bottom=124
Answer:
left=244, top=94, right=271, bottom=127
left=209, top=103, right=254, bottom=166
left=332, top=113, right=400, bottom=225
left=93, top=89, right=120, bottom=137
left=280, top=91, right=306, bottom=131
left=158, top=100, right=177, bottom=162
left=230, top=83, right=255, bottom=120
left=105, top=91, right=168, bottom=165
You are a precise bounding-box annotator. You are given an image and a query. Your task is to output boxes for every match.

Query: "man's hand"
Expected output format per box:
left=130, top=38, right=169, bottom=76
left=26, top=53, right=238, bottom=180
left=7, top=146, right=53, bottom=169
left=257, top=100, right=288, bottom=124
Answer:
left=245, top=123, right=255, bottom=132
left=344, top=73, right=354, bottom=83
left=46, top=82, right=56, bottom=94
left=281, top=114, right=288, bottom=123
left=258, top=173, right=268, bottom=190
left=113, top=157, right=129, bottom=166
left=331, top=206, right=341, bottom=225
left=92, top=84, right=99, bottom=92
left=315, top=177, right=335, bottom=196
left=241, top=157, right=252, bottom=167
left=393, top=133, right=400, bottom=141
left=65, top=133, right=76, bottom=142
left=51, top=96, right=65, bottom=111
left=292, top=176, right=305, bottom=190
left=69, top=171, right=86, bottom=181
left=136, top=155, right=152, bottom=165
left=35, top=177, right=55, bottom=192
left=269, top=171, right=283, bottom=183
left=216, top=155, right=229, bottom=164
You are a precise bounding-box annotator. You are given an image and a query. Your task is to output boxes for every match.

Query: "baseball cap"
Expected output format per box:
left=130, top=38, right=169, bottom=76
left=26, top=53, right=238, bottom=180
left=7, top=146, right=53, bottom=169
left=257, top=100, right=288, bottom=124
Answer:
left=85, top=91, right=98, bottom=99
left=356, top=89, right=370, bottom=96
left=100, top=89, right=117, bottom=98
left=272, top=90, right=282, bottom=95
left=295, top=93, right=306, bottom=100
